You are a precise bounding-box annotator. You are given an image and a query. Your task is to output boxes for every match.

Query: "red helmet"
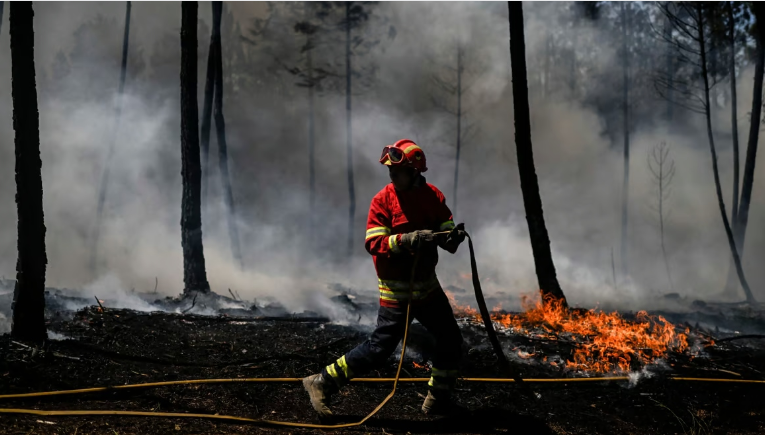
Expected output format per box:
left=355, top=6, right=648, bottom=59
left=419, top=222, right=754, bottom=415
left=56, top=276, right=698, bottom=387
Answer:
left=379, top=139, right=428, bottom=173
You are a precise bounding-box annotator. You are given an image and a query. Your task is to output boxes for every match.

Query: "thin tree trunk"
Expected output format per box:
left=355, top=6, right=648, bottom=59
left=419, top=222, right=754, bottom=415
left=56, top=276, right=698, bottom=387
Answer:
left=212, top=1, right=243, bottom=269
left=10, top=1, right=47, bottom=343
left=664, top=6, right=673, bottom=123
left=180, top=1, right=211, bottom=295
left=90, top=1, right=131, bottom=276
left=620, top=2, right=630, bottom=279
left=543, top=32, right=551, bottom=99
left=507, top=1, right=568, bottom=307
left=307, top=39, right=316, bottom=243
left=346, top=2, right=355, bottom=257
left=305, top=4, right=316, bottom=246
left=454, top=44, right=462, bottom=216
left=723, top=0, right=741, bottom=295
left=200, top=1, right=216, bottom=219
left=569, top=29, right=577, bottom=96
left=728, top=1, right=740, bottom=228
left=728, top=3, right=765, bottom=297
left=697, top=3, right=755, bottom=304
left=658, top=148, right=675, bottom=292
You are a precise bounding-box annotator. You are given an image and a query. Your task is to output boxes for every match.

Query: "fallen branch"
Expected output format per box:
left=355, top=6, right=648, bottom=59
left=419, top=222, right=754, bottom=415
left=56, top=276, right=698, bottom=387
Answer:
left=181, top=294, right=198, bottom=314
left=52, top=352, right=81, bottom=361
left=10, top=341, right=32, bottom=350
left=94, top=296, right=105, bottom=312
left=716, top=334, right=765, bottom=343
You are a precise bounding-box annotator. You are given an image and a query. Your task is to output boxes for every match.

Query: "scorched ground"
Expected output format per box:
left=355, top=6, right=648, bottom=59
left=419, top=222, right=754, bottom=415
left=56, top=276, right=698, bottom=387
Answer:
left=1, top=297, right=765, bottom=434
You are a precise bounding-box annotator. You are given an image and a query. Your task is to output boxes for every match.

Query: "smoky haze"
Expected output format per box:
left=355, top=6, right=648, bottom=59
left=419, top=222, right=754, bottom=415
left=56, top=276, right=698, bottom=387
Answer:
left=0, top=2, right=764, bottom=324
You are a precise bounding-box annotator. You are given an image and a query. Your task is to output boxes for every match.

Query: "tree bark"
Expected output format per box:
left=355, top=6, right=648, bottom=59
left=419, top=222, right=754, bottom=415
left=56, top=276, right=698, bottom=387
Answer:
left=91, top=1, right=131, bottom=276
left=307, top=34, right=316, bottom=245
left=346, top=2, right=356, bottom=257
left=664, top=5, right=673, bottom=123
left=180, top=1, right=211, bottom=295
left=620, top=2, right=630, bottom=279
left=722, top=0, right=741, bottom=295
left=200, top=1, right=216, bottom=218
left=727, top=1, right=740, bottom=227
left=507, top=1, right=568, bottom=307
left=453, top=44, right=463, bottom=216
left=543, top=32, right=551, bottom=99
left=697, top=3, right=755, bottom=304
left=213, top=1, right=244, bottom=269
left=212, top=0, right=243, bottom=269
left=727, top=3, right=765, bottom=297
left=10, top=1, right=47, bottom=343
left=305, top=4, right=316, bottom=246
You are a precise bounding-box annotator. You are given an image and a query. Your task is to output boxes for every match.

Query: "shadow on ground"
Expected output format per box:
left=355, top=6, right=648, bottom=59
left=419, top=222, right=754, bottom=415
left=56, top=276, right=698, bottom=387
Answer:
left=329, top=408, right=554, bottom=434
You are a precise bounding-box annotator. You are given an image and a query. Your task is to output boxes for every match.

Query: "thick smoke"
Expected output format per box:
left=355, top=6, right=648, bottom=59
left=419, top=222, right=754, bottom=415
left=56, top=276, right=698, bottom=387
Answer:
left=0, top=2, right=764, bottom=325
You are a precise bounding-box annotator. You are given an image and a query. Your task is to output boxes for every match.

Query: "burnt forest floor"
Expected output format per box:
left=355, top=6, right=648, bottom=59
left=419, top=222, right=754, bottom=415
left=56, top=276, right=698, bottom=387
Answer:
left=1, top=305, right=765, bottom=435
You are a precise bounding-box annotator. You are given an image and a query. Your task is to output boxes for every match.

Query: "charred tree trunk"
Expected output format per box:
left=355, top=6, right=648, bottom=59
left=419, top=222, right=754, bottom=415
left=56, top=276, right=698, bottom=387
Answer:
left=180, top=1, right=211, bottom=295
left=543, top=32, right=551, bottom=99
left=726, top=3, right=765, bottom=297
left=664, top=6, right=674, bottom=123
left=508, top=2, right=568, bottom=307
left=727, top=1, right=740, bottom=228
left=722, top=0, right=741, bottom=295
left=569, top=24, right=577, bottom=96
left=90, top=1, right=131, bottom=276
left=620, top=2, right=630, bottom=279
left=212, top=0, right=243, bottom=269
left=200, top=1, right=216, bottom=218
left=0, top=2, right=4, bottom=37
left=10, top=1, right=47, bottom=343
left=453, top=44, right=463, bottom=216
left=305, top=4, right=316, bottom=245
left=307, top=36, right=316, bottom=244
left=345, top=2, right=356, bottom=257
left=697, top=3, right=755, bottom=304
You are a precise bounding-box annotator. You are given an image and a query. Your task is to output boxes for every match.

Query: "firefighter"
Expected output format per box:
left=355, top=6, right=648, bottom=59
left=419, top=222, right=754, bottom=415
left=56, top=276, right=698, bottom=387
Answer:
left=303, top=139, right=467, bottom=417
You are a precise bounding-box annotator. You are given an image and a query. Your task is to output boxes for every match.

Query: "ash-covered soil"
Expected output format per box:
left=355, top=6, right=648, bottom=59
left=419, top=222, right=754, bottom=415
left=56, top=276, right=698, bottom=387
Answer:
left=1, top=301, right=765, bottom=434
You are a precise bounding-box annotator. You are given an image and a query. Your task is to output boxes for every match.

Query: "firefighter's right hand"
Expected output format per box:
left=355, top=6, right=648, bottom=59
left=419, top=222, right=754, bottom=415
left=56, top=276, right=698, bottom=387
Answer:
left=400, top=230, right=436, bottom=251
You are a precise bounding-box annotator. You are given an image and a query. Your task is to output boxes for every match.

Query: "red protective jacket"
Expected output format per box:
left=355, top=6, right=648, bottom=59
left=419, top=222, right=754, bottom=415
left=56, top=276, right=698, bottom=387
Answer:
left=364, top=177, right=456, bottom=307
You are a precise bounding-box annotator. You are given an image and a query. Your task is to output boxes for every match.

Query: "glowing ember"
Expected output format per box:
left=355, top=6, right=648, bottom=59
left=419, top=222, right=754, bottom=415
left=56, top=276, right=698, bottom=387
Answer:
left=446, top=291, right=689, bottom=373
left=412, top=361, right=428, bottom=370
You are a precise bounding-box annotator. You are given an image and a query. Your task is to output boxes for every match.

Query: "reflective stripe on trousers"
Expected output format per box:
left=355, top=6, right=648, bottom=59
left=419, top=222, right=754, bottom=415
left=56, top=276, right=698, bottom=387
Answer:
left=378, top=275, right=439, bottom=303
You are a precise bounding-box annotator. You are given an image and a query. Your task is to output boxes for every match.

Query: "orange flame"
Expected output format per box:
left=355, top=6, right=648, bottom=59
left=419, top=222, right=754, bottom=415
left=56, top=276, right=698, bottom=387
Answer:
left=413, top=361, right=428, bottom=370
left=445, top=290, right=479, bottom=317
left=446, top=291, right=689, bottom=373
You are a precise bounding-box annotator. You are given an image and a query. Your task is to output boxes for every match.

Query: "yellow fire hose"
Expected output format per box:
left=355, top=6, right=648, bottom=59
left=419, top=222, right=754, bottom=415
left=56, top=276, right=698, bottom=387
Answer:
left=1, top=376, right=763, bottom=425
left=3, top=232, right=763, bottom=427
left=0, top=243, right=425, bottom=429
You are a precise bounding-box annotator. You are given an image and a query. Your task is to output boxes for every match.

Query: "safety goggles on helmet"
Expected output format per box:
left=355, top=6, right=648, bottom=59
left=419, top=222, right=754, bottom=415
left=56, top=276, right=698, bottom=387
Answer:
left=379, top=145, right=406, bottom=165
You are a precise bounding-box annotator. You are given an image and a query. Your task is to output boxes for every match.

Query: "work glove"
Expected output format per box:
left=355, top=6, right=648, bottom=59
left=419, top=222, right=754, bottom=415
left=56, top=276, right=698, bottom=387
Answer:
left=440, top=223, right=466, bottom=254
left=399, top=229, right=437, bottom=252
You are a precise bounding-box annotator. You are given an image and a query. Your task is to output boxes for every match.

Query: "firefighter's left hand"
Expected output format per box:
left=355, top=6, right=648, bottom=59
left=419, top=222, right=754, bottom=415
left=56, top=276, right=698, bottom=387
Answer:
left=440, top=223, right=465, bottom=254
left=447, top=223, right=466, bottom=245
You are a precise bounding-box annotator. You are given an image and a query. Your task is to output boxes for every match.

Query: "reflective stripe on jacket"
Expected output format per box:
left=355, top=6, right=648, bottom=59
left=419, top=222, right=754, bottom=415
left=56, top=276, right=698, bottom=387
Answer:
left=364, top=176, right=455, bottom=307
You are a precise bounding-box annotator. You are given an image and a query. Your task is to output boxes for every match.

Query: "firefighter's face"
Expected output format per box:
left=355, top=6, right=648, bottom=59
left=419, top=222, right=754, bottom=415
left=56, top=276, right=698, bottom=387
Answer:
left=389, top=166, right=415, bottom=191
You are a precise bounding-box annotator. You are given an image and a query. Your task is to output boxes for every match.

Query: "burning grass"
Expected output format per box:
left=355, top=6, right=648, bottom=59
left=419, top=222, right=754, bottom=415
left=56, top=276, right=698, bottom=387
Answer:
left=446, top=291, right=689, bottom=373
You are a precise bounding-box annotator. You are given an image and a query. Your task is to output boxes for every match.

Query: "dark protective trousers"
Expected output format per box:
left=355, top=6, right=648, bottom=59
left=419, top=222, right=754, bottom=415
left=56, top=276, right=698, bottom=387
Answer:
left=322, top=289, right=463, bottom=392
